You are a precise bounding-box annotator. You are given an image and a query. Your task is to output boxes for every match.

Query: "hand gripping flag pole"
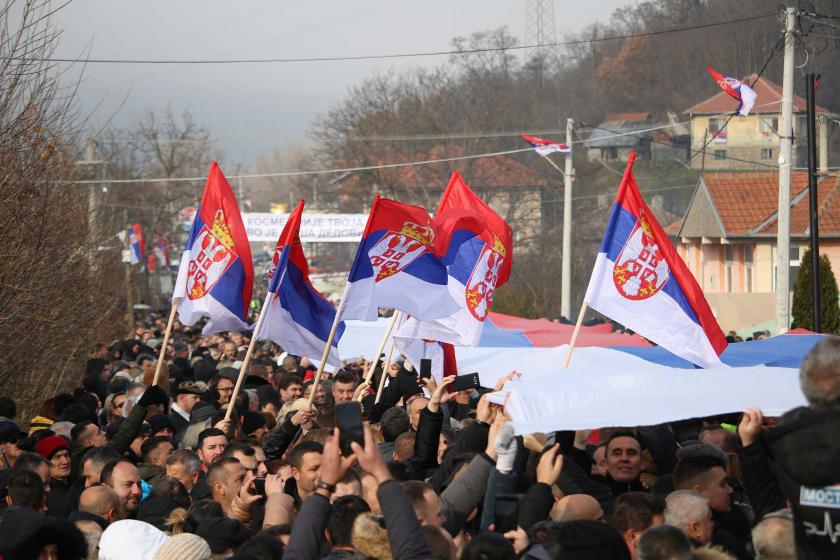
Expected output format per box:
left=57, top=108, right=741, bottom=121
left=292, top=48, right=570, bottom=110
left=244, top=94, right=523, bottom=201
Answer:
left=151, top=304, right=178, bottom=386
left=357, top=310, right=402, bottom=402
left=374, top=318, right=400, bottom=405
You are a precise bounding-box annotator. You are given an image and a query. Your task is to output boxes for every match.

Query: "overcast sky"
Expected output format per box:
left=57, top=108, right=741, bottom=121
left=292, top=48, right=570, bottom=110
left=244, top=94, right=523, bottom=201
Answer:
left=54, top=0, right=626, bottom=165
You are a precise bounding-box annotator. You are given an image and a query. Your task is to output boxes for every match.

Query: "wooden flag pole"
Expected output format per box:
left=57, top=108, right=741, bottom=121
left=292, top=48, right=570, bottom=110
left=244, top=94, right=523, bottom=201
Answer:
left=374, top=337, right=397, bottom=405
left=224, top=300, right=271, bottom=421
left=305, top=310, right=344, bottom=409
left=152, top=303, right=178, bottom=386
left=541, top=154, right=565, bottom=177
left=361, top=311, right=401, bottom=388
left=562, top=303, right=588, bottom=368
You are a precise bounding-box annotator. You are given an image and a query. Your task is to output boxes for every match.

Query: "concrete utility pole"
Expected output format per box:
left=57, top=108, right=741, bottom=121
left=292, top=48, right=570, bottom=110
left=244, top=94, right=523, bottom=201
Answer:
left=123, top=209, right=135, bottom=332
left=561, top=117, right=574, bottom=320
left=818, top=114, right=829, bottom=173
left=775, top=6, right=796, bottom=334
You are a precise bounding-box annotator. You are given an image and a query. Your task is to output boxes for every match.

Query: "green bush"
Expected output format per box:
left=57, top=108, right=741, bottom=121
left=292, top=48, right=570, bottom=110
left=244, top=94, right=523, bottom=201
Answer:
left=791, top=249, right=840, bottom=334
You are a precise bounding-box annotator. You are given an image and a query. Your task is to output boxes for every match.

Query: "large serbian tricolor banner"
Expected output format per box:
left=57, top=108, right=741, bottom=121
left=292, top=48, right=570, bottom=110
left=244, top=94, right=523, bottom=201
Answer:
left=583, top=153, right=727, bottom=368
left=173, top=162, right=253, bottom=334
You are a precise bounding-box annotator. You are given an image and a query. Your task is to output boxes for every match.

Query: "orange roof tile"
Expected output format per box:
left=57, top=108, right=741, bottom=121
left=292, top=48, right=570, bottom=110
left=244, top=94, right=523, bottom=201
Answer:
left=756, top=176, right=840, bottom=235
left=702, top=172, right=809, bottom=235
left=684, top=74, right=830, bottom=115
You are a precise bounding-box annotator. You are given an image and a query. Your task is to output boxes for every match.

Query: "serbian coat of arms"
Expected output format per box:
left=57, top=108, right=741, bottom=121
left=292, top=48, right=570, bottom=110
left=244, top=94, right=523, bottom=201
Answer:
left=187, top=209, right=239, bottom=300
left=367, top=221, right=434, bottom=282
left=612, top=215, right=669, bottom=300
left=465, top=236, right=506, bottom=320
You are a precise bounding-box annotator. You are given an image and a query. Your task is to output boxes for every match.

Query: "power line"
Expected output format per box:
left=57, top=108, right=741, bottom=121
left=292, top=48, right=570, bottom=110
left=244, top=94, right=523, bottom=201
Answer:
left=15, top=13, right=776, bottom=65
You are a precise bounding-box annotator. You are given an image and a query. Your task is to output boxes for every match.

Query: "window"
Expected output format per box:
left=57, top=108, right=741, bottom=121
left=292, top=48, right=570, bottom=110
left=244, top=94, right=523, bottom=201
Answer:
left=709, top=118, right=726, bottom=133
left=715, top=150, right=726, bottom=161
left=761, top=148, right=773, bottom=159
left=724, top=245, right=734, bottom=293
left=760, top=117, right=779, bottom=135
left=744, top=245, right=753, bottom=293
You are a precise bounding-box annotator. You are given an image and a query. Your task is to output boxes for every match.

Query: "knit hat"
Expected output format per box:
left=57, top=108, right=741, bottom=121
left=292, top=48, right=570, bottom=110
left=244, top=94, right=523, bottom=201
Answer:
left=0, top=421, right=26, bottom=444
left=148, top=414, right=176, bottom=436
left=34, top=435, right=70, bottom=460
left=194, top=518, right=250, bottom=553
left=154, top=533, right=211, bottom=560
left=242, top=412, right=266, bottom=437
left=27, top=416, right=54, bottom=436
left=98, top=519, right=169, bottom=560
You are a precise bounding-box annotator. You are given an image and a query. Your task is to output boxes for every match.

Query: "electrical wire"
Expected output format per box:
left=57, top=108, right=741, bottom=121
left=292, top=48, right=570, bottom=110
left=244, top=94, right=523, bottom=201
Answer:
left=14, top=13, right=777, bottom=65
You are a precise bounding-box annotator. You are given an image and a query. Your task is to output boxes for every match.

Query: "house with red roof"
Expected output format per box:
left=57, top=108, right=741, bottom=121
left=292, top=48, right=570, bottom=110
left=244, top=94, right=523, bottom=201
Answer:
left=668, top=171, right=840, bottom=332
left=684, top=74, right=833, bottom=170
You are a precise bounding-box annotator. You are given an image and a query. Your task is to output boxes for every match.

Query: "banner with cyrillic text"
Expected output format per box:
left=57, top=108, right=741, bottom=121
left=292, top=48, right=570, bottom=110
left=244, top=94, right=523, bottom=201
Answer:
left=243, top=213, right=366, bottom=243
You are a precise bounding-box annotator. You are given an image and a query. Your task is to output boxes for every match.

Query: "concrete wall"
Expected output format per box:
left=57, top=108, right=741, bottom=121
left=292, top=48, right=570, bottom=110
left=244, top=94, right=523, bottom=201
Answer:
left=689, top=114, right=801, bottom=170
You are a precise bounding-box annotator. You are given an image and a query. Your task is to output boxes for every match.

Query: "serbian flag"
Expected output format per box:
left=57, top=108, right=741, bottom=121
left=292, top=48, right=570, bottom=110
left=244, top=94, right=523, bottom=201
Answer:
left=154, top=236, right=171, bottom=272
left=394, top=336, right=457, bottom=382
left=128, top=224, right=144, bottom=265
left=254, top=200, right=344, bottom=366
left=583, top=153, right=727, bottom=368
left=707, top=66, right=757, bottom=116
left=341, top=196, right=470, bottom=322
left=396, top=172, right=513, bottom=347
left=522, top=134, right=571, bottom=157
left=173, top=162, right=253, bottom=334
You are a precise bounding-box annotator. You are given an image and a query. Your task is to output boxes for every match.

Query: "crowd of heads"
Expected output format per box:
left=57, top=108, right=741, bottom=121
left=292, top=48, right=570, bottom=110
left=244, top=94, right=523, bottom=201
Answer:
left=0, top=313, right=835, bottom=559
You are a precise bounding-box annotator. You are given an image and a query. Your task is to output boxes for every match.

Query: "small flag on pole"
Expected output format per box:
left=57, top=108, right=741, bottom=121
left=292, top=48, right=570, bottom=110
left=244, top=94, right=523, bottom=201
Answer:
left=583, top=152, right=727, bottom=368
left=522, top=134, right=571, bottom=157
left=707, top=66, right=757, bottom=116
left=173, top=162, right=254, bottom=334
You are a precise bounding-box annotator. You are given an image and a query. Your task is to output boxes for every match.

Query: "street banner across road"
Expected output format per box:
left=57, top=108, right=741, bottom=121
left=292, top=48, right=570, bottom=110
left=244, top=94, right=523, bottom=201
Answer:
left=243, top=213, right=367, bottom=243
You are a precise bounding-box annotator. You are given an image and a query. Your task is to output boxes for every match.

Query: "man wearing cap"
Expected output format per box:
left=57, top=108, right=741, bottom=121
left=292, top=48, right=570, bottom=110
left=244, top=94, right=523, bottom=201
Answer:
left=169, top=381, right=206, bottom=443
left=148, top=414, right=176, bottom=440
left=35, top=435, right=72, bottom=516
left=0, top=421, right=27, bottom=470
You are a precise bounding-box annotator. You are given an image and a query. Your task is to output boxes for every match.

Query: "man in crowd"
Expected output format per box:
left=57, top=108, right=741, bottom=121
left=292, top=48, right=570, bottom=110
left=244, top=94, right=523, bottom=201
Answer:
left=165, top=449, right=202, bottom=492
left=100, top=459, right=142, bottom=518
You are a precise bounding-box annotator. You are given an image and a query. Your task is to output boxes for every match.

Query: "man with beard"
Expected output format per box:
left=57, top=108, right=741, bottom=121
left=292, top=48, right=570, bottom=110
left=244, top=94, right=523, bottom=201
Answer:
left=100, top=460, right=142, bottom=518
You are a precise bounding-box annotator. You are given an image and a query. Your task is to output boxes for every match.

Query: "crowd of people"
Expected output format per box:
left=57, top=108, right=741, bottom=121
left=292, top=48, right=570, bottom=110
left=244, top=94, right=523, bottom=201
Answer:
left=0, top=311, right=837, bottom=560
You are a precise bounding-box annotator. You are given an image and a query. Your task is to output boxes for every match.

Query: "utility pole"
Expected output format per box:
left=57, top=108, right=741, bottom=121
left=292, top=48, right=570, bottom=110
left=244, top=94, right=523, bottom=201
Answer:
left=775, top=6, right=796, bottom=334
left=123, top=209, right=135, bottom=332
left=76, top=138, right=103, bottom=267
left=818, top=114, right=829, bottom=173
left=561, top=117, right=574, bottom=320
left=806, top=73, right=821, bottom=332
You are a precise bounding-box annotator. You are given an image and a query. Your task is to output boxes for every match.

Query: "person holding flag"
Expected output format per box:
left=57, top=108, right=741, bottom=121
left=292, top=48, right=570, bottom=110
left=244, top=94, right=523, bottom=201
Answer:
left=396, top=172, right=513, bottom=347
left=253, top=200, right=344, bottom=367
left=581, top=152, right=727, bottom=368
left=172, top=161, right=253, bottom=335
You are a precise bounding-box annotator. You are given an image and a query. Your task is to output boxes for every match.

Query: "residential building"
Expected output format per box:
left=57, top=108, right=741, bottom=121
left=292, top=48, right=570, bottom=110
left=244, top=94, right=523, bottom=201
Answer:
left=669, top=171, right=840, bottom=332
left=584, top=112, right=654, bottom=162
left=684, top=74, right=833, bottom=170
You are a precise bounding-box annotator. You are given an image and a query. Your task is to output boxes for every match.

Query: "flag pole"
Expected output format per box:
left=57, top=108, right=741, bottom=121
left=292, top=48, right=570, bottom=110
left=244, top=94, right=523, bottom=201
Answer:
left=374, top=337, right=398, bottom=405
left=305, top=309, right=344, bottom=409
left=360, top=311, right=401, bottom=391
left=562, top=303, right=588, bottom=368
left=151, top=303, right=178, bottom=386
left=224, top=299, right=271, bottom=421
left=541, top=155, right=565, bottom=177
